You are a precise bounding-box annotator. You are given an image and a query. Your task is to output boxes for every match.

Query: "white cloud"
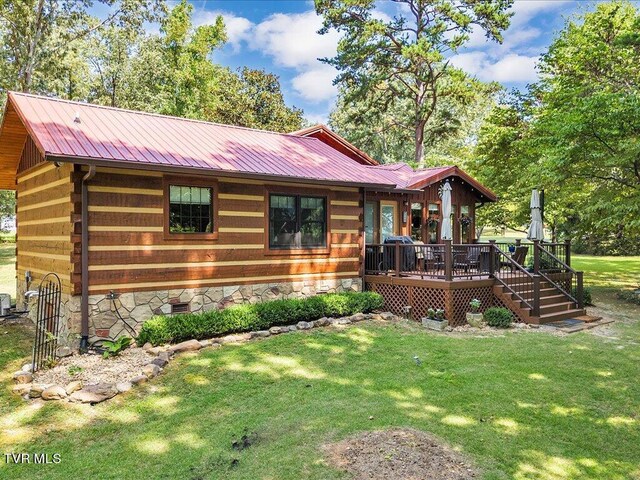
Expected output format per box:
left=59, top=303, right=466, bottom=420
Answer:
left=510, top=0, right=571, bottom=28
left=291, top=64, right=338, bottom=102
left=250, top=11, right=339, bottom=69
left=450, top=52, right=538, bottom=83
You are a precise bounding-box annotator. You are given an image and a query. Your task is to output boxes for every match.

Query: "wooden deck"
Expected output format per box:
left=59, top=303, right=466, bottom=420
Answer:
left=364, top=241, right=586, bottom=326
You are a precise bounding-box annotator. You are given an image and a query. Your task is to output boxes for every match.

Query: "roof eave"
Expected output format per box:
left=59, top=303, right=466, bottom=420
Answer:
left=45, top=153, right=396, bottom=190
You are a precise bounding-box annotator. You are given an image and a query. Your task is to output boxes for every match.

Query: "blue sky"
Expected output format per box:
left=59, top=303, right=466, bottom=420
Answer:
left=180, top=1, right=597, bottom=123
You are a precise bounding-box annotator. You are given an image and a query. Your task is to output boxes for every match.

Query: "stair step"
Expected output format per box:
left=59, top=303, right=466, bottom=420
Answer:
left=539, top=309, right=587, bottom=324
left=539, top=294, right=569, bottom=306
left=539, top=302, right=575, bottom=314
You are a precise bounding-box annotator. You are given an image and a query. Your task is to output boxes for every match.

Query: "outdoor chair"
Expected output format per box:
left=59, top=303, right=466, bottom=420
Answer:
left=453, top=246, right=482, bottom=278
left=501, top=245, right=528, bottom=271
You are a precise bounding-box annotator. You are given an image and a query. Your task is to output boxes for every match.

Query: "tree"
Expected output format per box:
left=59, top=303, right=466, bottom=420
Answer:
left=315, top=0, right=512, bottom=167
left=0, top=0, right=164, bottom=94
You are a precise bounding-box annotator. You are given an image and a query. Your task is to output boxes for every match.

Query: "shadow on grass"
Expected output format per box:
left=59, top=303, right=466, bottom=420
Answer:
left=1, top=322, right=639, bottom=480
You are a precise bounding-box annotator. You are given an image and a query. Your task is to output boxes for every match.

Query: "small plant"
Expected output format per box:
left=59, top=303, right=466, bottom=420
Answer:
left=68, top=365, right=84, bottom=376
left=102, top=336, right=133, bottom=358
left=427, top=308, right=445, bottom=321
left=469, top=299, right=481, bottom=313
left=484, top=307, right=513, bottom=328
left=617, top=289, right=640, bottom=306
left=42, top=357, right=58, bottom=369
left=572, top=287, right=593, bottom=306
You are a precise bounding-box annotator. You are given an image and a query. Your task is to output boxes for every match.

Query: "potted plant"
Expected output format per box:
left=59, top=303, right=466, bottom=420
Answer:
left=466, top=299, right=483, bottom=327
left=422, top=307, right=448, bottom=331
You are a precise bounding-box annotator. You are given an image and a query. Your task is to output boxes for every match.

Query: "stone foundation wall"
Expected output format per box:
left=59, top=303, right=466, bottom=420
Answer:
left=56, top=277, right=363, bottom=344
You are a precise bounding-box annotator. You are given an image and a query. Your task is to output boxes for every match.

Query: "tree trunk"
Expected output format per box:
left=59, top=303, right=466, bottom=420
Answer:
left=415, top=120, right=426, bottom=168
left=20, top=0, right=47, bottom=92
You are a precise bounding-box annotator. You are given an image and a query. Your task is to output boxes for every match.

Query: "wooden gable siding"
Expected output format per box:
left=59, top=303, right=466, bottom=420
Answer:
left=82, top=167, right=363, bottom=294
left=16, top=162, right=75, bottom=294
left=18, top=136, right=45, bottom=174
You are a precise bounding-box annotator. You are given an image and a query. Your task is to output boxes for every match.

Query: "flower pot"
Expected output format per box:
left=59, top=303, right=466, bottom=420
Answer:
left=466, top=312, right=483, bottom=327
left=422, top=317, right=448, bottom=331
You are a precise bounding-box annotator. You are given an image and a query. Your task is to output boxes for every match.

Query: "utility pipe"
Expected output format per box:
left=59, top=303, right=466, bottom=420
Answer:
left=79, top=165, right=96, bottom=352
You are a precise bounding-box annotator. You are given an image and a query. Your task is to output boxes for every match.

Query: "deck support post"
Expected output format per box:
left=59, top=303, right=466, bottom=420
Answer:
left=533, top=240, right=540, bottom=274
left=444, top=240, right=453, bottom=281
left=488, top=240, right=496, bottom=277
left=533, top=275, right=541, bottom=317
left=565, top=239, right=571, bottom=267
left=394, top=241, right=401, bottom=277
left=576, top=271, right=584, bottom=308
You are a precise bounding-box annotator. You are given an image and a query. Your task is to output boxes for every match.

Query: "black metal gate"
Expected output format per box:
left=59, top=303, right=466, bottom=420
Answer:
left=32, top=273, right=62, bottom=372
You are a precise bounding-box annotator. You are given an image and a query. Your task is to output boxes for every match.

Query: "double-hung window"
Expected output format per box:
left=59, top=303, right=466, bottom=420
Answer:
left=269, top=194, right=326, bottom=249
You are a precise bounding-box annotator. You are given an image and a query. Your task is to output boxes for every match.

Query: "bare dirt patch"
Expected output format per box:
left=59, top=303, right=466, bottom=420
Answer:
left=325, top=428, right=478, bottom=480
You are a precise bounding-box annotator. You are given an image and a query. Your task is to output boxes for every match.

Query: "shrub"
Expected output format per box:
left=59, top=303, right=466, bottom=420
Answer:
left=572, top=287, right=593, bottom=306
left=137, top=291, right=385, bottom=346
left=617, top=289, right=640, bottom=305
left=102, top=336, right=133, bottom=358
left=484, top=307, right=513, bottom=328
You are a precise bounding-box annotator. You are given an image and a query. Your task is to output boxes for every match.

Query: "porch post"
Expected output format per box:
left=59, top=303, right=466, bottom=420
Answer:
left=533, top=240, right=540, bottom=274
left=488, top=240, right=496, bottom=277
left=395, top=241, right=401, bottom=277
left=533, top=275, right=541, bottom=317
left=576, top=271, right=584, bottom=308
left=565, top=239, right=571, bottom=267
left=444, top=239, right=453, bottom=281
left=515, top=238, right=521, bottom=247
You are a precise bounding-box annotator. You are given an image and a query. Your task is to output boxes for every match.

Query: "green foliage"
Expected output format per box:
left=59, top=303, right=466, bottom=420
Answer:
left=469, top=299, right=481, bottom=313
left=484, top=307, right=513, bottom=328
left=426, top=308, right=445, bottom=321
left=67, top=365, right=83, bottom=376
left=572, top=287, right=593, bottom=306
left=137, top=292, right=385, bottom=346
left=616, top=289, right=640, bottom=305
left=102, top=336, right=133, bottom=358
left=316, top=0, right=512, bottom=166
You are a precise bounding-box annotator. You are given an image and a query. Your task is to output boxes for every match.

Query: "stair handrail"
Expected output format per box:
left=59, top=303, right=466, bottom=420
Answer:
left=536, top=243, right=584, bottom=307
left=492, top=244, right=536, bottom=312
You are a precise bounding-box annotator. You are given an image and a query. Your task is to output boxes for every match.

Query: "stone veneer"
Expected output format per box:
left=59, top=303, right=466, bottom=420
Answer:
left=26, top=277, right=362, bottom=349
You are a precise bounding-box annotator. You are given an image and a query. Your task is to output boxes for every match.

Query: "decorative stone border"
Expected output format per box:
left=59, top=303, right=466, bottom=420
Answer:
left=12, top=311, right=400, bottom=405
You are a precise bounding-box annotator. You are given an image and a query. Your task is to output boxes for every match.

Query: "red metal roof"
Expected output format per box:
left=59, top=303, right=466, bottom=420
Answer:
left=7, top=92, right=395, bottom=188
left=291, top=124, right=379, bottom=166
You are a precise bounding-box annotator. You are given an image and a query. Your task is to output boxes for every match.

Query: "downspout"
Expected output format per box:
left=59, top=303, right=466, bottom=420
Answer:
left=79, top=165, right=96, bottom=352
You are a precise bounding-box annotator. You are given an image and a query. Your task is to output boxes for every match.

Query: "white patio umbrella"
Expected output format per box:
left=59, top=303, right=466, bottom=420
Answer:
left=440, top=181, right=453, bottom=241
left=527, top=189, right=544, bottom=241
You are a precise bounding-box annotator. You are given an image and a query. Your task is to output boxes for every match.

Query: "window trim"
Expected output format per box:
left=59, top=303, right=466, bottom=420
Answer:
left=265, top=187, right=331, bottom=255
left=163, top=175, right=218, bottom=241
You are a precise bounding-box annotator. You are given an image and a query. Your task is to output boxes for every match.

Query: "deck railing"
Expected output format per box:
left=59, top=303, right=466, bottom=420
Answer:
left=536, top=242, right=584, bottom=308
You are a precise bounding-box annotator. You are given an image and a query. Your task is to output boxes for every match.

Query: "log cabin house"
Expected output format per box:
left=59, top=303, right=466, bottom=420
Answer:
left=0, top=92, right=585, bottom=349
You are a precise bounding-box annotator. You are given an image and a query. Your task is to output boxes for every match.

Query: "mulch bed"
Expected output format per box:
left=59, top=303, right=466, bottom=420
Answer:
left=325, top=428, right=478, bottom=480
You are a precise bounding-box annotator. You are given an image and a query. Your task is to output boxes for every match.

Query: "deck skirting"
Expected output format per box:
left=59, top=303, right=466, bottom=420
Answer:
left=364, top=275, right=521, bottom=326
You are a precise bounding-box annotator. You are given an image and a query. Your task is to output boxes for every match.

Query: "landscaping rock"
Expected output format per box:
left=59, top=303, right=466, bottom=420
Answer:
left=369, top=313, right=382, bottom=321
left=131, top=375, right=148, bottom=385
left=12, top=384, right=31, bottom=395
left=251, top=330, right=271, bottom=338
left=22, top=363, right=33, bottom=373
left=70, top=384, right=117, bottom=404
left=315, top=317, right=330, bottom=326
left=157, top=351, right=171, bottom=362
left=148, top=346, right=168, bottom=355
left=297, top=321, right=312, bottom=330
left=116, top=382, right=133, bottom=393
left=65, top=380, right=82, bottom=395
left=269, top=326, right=285, bottom=335
left=287, top=325, right=297, bottom=332
left=332, top=318, right=351, bottom=325
left=199, top=339, right=212, bottom=348
left=151, top=357, right=168, bottom=368
left=380, top=312, right=394, bottom=320
left=57, top=346, right=72, bottom=358
left=169, top=339, right=201, bottom=353
left=13, top=371, right=33, bottom=384
left=29, top=384, right=51, bottom=398
left=142, top=364, right=161, bottom=378
left=41, top=386, right=67, bottom=401
left=220, top=333, right=252, bottom=344
left=142, top=342, right=152, bottom=350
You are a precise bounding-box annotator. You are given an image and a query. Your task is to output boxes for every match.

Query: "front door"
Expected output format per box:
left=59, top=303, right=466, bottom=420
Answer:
left=380, top=201, right=398, bottom=241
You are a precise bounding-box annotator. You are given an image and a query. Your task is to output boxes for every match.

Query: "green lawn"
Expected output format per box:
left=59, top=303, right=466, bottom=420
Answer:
left=573, top=254, right=640, bottom=289
left=0, top=243, right=15, bottom=300
left=0, top=252, right=638, bottom=479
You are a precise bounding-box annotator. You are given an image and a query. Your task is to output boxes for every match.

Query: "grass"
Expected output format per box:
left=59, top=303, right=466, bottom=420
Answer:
left=573, top=254, right=640, bottom=289
left=0, top=243, right=15, bottom=301
left=0, top=251, right=638, bottom=479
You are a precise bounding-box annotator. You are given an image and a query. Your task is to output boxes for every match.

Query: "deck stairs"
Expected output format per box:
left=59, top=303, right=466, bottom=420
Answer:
left=493, top=275, right=586, bottom=325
